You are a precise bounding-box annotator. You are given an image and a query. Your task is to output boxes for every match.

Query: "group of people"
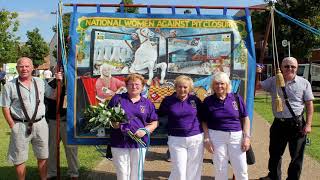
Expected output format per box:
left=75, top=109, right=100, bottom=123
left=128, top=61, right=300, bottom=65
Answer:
left=106, top=72, right=251, bottom=180
left=0, top=57, right=78, bottom=180
left=1, top=56, right=314, bottom=180
left=106, top=56, right=313, bottom=180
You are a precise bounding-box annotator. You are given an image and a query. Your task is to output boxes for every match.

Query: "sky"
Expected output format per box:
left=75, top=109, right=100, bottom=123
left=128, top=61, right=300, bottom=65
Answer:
left=0, top=0, right=265, bottom=42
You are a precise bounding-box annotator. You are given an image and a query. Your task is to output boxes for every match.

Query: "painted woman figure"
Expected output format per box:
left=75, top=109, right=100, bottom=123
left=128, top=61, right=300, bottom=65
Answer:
left=158, top=75, right=204, bottom=180
left=107, top=73, right=158, bottom=180
left=95, top=63, right=125, bottom=102
left=201, top=72, right=251, bottom=180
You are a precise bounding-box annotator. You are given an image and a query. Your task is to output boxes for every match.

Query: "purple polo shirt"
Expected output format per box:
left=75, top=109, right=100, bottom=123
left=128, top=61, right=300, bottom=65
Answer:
left=158, top=93, right=203, bottom=137
left=202, top=93, right=248, bottom=132
left=107, top=93, right=158, bottom=148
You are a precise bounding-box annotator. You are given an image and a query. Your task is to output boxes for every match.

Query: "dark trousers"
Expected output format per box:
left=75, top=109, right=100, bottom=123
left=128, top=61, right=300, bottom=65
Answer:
left=267, top=118, right=306, bottom=180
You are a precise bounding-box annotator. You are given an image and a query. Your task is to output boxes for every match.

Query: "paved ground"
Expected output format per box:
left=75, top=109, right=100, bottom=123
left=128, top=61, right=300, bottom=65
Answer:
left=87, top=111, right=320, bottom=180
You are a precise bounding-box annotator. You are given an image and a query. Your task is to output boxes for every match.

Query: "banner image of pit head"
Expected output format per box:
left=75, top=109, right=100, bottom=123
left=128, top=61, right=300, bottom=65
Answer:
left=67, top=9, right=256, bottom=145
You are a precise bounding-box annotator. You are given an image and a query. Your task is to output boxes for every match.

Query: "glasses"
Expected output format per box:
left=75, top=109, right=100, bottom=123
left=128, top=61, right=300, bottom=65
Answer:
left=284, top=65, right=297, bottom=69
left=127, top=83, right=142, bottom=87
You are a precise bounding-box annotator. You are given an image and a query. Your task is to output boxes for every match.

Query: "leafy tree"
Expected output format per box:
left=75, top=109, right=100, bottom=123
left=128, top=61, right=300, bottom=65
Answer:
left=18, top=45, right=31, bottom=57
left=116, top=0, right=139, bottom=13
left=21, top=28, right=49, bottom=67
left=0, top=9, right=20, bottom=64
left=252, top=0, right=320, bottom=59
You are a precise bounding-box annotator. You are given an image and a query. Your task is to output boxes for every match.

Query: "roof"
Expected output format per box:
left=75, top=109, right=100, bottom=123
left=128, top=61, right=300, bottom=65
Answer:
left=36, top=55, right=50, bottom=70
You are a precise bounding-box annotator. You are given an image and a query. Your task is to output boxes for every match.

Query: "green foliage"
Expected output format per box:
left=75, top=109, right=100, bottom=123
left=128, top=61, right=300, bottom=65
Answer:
left=0, top=109, right=102, bottom=179
left=22, top=28, right=49, bottom=66
left=18, top=44, right=31, bottom=57
left=116, top=0, right=139, bottom=13
left=84, top=101, right=127, bottom=130
left=0, top=9, right=20, bottom=64
left=252, top=0, right=320, bottom=59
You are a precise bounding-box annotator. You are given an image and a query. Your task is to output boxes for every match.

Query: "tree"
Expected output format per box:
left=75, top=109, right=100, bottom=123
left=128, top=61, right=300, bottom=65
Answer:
left=0, top=9, right=20, bottom=64
left=252, top=0, right=320, bottom=59
left=116, top=0, right=139, bottom=13
left=21, top=28, right=49, bottom=67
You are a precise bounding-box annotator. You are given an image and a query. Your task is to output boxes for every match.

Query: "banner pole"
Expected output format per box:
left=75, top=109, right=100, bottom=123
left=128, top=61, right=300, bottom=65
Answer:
left=55, top=1, right=62, bottom=179
left=63, top=3, right=267, bottom=11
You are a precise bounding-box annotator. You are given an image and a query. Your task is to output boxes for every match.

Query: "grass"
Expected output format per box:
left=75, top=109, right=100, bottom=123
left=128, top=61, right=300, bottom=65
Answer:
left=0, top=112, right=104, bottom=180
left=254, top=93, right=320, bottom=162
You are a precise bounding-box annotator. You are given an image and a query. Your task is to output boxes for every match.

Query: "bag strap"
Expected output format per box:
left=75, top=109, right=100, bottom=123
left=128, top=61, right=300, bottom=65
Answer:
left=280, top=87, right=297, bottom=118
left=16, top=78, right=40, bottom=122
left=233, top=93, right=243, bottom=128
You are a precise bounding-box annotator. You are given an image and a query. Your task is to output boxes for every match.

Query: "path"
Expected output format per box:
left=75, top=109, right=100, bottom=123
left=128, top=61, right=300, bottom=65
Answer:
left=87, top=111, right=320, bottom=180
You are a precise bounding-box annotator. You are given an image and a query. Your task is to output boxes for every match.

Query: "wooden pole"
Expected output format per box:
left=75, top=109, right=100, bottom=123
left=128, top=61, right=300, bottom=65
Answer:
left=259, top=15, right=272, bottom=64
left=63, top=3, right=267, bottom=11
left=255, top=15, right=272, bottom=96
left=56, top=13, right=62, bottom=180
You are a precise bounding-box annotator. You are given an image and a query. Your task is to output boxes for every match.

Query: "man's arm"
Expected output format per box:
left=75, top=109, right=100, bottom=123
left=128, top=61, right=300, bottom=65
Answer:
left=304, top=100, right=313, bottom=134
left=2, top=107, right=15, bottom=128
left=255, top=66, right=263, bottom=90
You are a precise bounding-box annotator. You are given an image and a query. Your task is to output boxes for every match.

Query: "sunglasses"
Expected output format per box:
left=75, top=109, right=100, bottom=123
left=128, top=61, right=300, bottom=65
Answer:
left=284, top=65, right=297, bottom=69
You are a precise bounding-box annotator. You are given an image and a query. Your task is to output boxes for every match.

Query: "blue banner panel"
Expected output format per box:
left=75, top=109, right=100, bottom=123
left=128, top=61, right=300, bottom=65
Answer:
left=67, top=12, right=256, bottom=145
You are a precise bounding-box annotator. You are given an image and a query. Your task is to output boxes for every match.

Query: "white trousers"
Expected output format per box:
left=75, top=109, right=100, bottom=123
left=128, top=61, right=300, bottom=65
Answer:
left=111, top=147, right=146, bottom=180
left=209, top=130, right=248, bottom=180
left=168, top=133, right=204, bottom=180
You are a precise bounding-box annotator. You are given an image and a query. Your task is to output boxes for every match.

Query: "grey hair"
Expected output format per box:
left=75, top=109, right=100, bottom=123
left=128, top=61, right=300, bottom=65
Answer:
left=17, top=57, right=33, bottom=66
left=282, top=57, right=298, bottom=65
left=211, top=72, right=232, bottom=93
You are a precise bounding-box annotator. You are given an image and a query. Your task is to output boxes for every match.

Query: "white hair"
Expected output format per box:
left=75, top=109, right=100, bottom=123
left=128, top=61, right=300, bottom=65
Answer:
left=211, top=72, right=232, bottom=93
left=282, top=57, right=298, bottom=65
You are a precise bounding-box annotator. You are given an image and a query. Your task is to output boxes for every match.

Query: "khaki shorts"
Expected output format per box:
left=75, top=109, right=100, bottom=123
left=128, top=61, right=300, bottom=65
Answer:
left=8, top=119, right=49, bottom=165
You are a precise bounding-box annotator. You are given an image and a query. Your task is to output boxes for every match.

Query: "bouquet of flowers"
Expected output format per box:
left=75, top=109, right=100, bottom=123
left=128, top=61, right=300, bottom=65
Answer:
left=84, top=101, right=127, bottom=131
left=84, top=101, right=146, bottom=146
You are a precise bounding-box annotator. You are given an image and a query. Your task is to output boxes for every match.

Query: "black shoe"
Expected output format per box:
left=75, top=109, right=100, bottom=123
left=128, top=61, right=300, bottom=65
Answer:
left=259, top=176, right=272, bottom=180
left=106, top=145, right=112, bottom=160
left=165, top=149, right=171, bottom=162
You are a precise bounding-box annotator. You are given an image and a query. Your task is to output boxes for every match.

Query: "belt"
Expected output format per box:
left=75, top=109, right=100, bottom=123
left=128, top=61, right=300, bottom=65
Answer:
left=275, top=117, right=294, bottom=122
left=13, top=116, right=44, bottom=123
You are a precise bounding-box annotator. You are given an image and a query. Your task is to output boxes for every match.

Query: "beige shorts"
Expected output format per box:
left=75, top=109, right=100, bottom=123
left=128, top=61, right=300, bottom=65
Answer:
left=8, top=118, right=49, bottom=165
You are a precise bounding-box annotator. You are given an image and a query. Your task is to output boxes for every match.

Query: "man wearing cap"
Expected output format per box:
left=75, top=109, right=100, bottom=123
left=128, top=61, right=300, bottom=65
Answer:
left=257, top=57, right=314, bottom=180
left=0, top=57, right=62, bottom=180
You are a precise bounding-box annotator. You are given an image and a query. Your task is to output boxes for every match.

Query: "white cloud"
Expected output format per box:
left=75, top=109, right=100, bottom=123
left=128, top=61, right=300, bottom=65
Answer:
left=17, top=11, right=52, bottom=23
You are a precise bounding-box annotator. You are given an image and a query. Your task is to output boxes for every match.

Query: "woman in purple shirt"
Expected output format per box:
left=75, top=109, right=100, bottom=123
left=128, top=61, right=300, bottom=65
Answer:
left=158, top=75, right=204, bottom=180
left=107, top=73, right=158, bottom=180
left=202, top=72, right=251, bottom=180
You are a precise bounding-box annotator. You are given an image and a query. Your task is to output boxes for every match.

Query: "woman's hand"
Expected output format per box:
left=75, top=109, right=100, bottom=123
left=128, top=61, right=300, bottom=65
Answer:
left=241, top=136, right=251, bottom=152
left=134, top=129, right=147, bottom=138
left=111, top=122, right=120, bottom=129
left=204, top=138, right=214, bottom=154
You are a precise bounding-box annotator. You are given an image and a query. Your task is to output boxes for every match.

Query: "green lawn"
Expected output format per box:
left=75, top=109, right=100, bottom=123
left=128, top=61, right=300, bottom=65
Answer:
left=0, top=113, right=103, bottom=180
left=254, top=94, right=320, bottom=162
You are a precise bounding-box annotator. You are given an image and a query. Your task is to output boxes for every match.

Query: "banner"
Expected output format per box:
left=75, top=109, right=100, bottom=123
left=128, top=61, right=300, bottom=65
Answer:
left=67, top=11, right=256, bottom=144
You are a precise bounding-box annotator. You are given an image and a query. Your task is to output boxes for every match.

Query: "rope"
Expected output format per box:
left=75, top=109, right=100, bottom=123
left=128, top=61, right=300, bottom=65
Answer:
left=274, top=8, right=320, bottom=36
left=138, top=128, right=150, bottom=180
left=127, top=128, right=150, bottom=180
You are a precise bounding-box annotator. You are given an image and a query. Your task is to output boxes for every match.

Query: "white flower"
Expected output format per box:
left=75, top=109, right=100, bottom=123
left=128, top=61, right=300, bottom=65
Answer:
left=114, top=106, right=121, bottom=114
